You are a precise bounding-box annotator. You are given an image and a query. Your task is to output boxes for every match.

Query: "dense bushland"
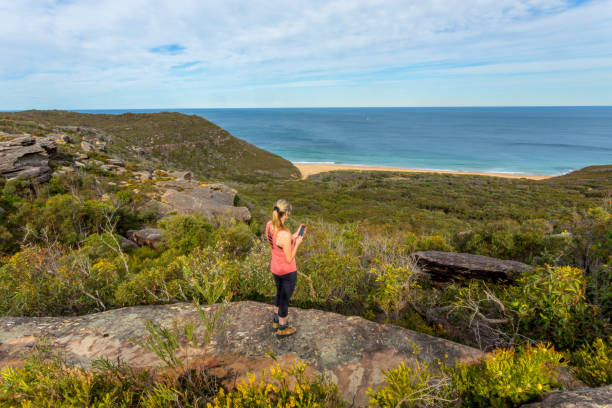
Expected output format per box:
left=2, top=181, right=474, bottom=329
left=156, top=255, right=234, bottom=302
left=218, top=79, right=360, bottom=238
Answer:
left=1, top=132, right=611, bottom=406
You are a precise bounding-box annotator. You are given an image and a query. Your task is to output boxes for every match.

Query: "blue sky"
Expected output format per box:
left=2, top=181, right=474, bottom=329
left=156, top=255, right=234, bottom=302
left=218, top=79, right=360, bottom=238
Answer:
left=1, top=0, right=611, bottom=109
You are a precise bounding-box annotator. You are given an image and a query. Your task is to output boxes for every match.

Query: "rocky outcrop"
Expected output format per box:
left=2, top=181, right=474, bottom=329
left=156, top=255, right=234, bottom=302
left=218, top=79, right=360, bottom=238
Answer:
left=81, top=140, right=95, bottom=152
left=522, top=385, right=612, bottom=408
left=168, top=170, right=192, bottom=180
left=126, top=227, right=164, bottom=248
left=0, top=135, right=57, bottom=182
left=0, top=301, right=482, bottom=407
left=413, top=250, right=532, bottom=281
left=149, top=179, right=251, bottom=222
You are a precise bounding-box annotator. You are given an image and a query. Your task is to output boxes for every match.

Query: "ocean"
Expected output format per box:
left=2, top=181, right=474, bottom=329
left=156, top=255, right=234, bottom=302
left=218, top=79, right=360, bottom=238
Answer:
left=76, top=107, right=612, bottom=176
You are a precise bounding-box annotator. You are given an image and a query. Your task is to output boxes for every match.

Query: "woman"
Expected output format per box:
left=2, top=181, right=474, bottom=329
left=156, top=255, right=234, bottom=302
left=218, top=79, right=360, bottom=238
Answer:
left=265, top=199, right=305, bottom=337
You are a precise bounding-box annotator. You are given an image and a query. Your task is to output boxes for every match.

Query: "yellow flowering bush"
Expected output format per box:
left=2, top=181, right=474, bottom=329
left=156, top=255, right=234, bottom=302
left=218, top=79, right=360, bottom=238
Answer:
left=367, top=360, right=455, bottom=408
left=568, top=337, right=612, bottom=387
left=453, top=343, right=563, bottom=408
left=208, top=360, right=344, bottom=408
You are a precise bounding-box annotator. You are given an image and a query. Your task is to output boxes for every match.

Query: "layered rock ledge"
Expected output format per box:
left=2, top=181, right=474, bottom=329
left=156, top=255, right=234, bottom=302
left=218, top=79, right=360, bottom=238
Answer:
left=0, top=135, right=57, bottom=182
left=414, top=250, right=533, bottom=281
left=0, top=301, right=482, bottom=406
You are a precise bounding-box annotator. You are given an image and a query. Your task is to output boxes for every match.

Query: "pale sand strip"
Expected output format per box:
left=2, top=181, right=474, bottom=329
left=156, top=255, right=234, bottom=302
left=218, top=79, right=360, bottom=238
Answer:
left=294, top=163, right=552, bottom=180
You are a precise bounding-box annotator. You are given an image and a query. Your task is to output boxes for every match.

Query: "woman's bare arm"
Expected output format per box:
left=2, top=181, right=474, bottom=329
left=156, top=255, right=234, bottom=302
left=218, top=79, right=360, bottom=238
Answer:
left=278, top=230, right=302, bottom=264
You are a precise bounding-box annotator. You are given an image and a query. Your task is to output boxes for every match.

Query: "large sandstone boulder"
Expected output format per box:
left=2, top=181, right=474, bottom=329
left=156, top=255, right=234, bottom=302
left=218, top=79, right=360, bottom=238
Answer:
left=126, top=227, right=164, bottom=248
left=150, top=179, right=251, bottom=222
left=0, top=135, right=57, bottom=182
left=522, top=385, right=612, bottom=408
left=413, top=250, right=532, bottom=281
left=0, top=301, right=482, bottom=406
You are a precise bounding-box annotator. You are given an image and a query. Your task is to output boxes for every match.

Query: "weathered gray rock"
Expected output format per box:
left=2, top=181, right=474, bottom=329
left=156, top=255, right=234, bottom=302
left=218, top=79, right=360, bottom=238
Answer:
left=101, top=164, right=117, bottom=172
left=108, top=159, right=124, bottom=166
left=413, top=250, right=532, bottom=281
left=0, top=206, right=5, bottom=215
left=134, top=171, right=151, bottom=181
left=118, top=234, right=138, bottom=249
left=522, top=385, right=612, bottom=408
left=126, top=227, right=164, bottom=248
left=0, top=135, right=57, bottom=182
left=81, top=140, right=95, bottom=152
left=149, top=180, right=250, bottom=222
left=0, top=301, right=483, bottom=406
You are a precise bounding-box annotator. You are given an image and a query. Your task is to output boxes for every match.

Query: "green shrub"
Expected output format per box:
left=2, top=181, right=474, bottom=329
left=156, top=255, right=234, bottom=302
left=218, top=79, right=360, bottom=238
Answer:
left=568, top=337, right=612, bottom=387
left=454, top=344, right=563, bottom=408
left=368, top=263, right=422, bottom=321
left=0, top=246, right=119, bottom=316
left=298, top=250, right=369, bottom=309
left=367, top=360, right=455, bottom=408
left=562, top=207, right=612, bottom=273
left=114, top=259, right=184, bottom=306
left=237, top=240, right=276, bottom=300
left=510, top=265, right=603, bottom=349
left=178, top=246, right=239, bottom=304
left=404, top=232, right=454, bottom=252
left=453, top=219, right=559, bottom=262
left=160, top=215, right=214, bottom=255
left=215, top=221, right=255, bottom=258
left=209, top=360, right=344, bottom=408
left=0, top=346, right=221, bottom=407
left=0, top=347, right=156, bottom=407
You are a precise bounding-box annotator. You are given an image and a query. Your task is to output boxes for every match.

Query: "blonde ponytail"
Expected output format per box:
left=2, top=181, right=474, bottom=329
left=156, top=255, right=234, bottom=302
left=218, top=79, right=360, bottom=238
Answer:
left=271, top=199, right=292, bottom=233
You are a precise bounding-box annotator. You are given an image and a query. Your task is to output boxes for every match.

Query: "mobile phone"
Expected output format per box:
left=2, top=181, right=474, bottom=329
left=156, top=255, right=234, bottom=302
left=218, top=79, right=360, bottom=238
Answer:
left=298, top=225, right=306, bottom=236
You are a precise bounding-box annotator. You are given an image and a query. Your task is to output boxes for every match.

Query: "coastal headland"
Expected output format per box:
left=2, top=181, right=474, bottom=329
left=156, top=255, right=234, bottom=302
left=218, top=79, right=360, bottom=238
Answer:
left=294, top=163, right=552, bottom=180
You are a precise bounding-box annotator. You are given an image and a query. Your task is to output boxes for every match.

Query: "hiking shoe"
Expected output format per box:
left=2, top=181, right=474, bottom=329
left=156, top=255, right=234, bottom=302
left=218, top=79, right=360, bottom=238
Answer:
left=276, top=324, right=296, bottom=337
left=272, top=314, right=279, bottom=330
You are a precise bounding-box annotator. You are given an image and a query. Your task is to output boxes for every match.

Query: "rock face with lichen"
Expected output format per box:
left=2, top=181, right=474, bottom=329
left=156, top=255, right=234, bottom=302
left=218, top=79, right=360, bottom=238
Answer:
left=0, top=135, right=57, bottom=182
left=522, top=385, right=612, bottom=408
left=0, top=301, right=483, bottom=406
left=413, top=250, right=533, bottom=281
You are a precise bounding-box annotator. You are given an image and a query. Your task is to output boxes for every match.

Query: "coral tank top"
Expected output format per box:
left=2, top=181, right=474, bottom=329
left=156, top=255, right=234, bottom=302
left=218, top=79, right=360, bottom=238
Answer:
left=266, top=221, right=297, bottom=276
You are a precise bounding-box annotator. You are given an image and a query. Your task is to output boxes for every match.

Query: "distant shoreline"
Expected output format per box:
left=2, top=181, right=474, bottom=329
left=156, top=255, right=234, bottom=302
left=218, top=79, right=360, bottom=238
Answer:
left=293, top=163, right=552, bottom=180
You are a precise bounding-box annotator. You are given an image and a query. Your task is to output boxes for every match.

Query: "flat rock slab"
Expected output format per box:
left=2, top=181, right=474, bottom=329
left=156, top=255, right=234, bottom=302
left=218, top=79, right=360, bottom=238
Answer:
left=151, top=180, right=251, bottom=221
left=522, top=385, right=612, bottom=408
left=413, top=250, right=533, bottom=281
left=0, top=301, right=482, bottom=406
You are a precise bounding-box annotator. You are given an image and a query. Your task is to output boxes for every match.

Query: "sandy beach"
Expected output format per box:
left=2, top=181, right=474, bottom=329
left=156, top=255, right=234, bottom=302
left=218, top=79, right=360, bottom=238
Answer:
left=294, top=163, right=552, bottom=180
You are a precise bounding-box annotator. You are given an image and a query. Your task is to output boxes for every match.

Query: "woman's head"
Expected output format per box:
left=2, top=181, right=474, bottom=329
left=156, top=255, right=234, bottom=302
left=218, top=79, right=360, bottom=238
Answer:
left=272, top=199, right=292, bottom=231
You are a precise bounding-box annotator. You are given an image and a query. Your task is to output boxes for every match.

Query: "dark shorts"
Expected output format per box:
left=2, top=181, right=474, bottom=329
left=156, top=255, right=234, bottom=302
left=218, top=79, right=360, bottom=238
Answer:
left=273, top=271, right=297, bottom=318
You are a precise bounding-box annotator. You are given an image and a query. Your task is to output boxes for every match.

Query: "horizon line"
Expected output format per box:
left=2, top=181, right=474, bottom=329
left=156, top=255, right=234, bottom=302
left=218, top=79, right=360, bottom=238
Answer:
left=2, top=104, right=612, bottom=112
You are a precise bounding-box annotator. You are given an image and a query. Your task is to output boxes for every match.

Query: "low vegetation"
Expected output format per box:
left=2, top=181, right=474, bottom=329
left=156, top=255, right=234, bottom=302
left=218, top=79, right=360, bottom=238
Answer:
left=0, top=113, right=611, bottom=406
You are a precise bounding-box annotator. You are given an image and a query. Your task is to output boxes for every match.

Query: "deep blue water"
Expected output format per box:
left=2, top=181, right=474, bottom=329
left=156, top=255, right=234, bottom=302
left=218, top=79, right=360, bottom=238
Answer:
left=75, top=107, right=612, bottom=175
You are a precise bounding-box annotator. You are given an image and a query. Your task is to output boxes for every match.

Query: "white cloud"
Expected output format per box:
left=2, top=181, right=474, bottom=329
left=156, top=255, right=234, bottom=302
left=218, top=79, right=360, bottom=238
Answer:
left=0, top=0, right=611, bottom=108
